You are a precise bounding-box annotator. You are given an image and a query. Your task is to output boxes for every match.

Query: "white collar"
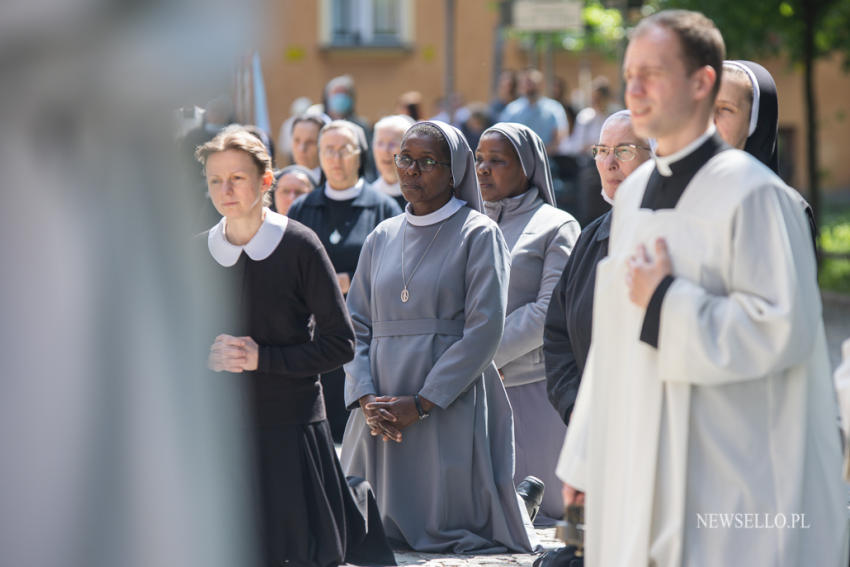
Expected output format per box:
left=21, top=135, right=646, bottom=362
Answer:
left=653, top=124, right=716, bottom=177
left=372, top=176, right=403, bottom=197
left=208, top=208, right=288, bottom=267
left=405, top=196, right=466, bottom=226
left=324, top=178, right=364, bottom=201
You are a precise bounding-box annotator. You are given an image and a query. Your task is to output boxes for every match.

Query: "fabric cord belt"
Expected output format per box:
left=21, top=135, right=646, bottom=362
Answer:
left=372, top=319, right=464, bottom=338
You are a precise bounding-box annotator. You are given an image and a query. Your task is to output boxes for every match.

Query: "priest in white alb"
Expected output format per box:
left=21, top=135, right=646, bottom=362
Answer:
left=557, top=9, right=848, bottom=567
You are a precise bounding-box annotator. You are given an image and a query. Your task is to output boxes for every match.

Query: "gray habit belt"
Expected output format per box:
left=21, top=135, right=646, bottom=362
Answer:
left=372, top=319, right=464, bottom=337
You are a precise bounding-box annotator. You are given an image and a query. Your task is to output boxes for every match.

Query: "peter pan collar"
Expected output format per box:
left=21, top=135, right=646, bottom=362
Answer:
left=405, top=196, right=466, bottom=226
left=324, top=178, right=364, bottom=201
left=208, top=208, right=288, bottom=267
left=653, top=124, right=716, bottom=177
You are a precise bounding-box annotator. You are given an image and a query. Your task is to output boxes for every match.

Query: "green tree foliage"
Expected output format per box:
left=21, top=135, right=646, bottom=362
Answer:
left=507, top=0, right=627, bottom=57
left=648, top=0, right=850, bottom=67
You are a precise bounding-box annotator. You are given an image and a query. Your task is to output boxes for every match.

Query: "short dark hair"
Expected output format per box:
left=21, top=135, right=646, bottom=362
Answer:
left=403, top=123, right=450, bottom=163
left=634, top=10, right=725, bottom=99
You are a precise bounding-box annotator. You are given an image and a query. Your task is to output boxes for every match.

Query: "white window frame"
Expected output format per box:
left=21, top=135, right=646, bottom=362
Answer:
left=319, top=0, right=413, bottom=47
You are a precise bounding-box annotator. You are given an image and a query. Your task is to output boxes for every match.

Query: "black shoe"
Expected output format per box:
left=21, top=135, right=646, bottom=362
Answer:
left=517, top=475, right=545, bottom=522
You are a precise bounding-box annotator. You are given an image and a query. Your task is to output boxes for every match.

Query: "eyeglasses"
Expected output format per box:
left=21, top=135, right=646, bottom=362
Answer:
left=320, top=146, right=360, bottom=160
left=275, top=187, right=310, bottom=197
left=394, top=154, right=451, bottom=172
left=591, top=144, right=650, bottom=162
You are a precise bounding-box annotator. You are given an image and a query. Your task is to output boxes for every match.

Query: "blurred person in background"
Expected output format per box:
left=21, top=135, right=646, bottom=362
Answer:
left=370, top=114, right=415, bottom=210
left=550, top=76, right=577, bottom=137
left=560, top=77, right=619, bottom=225
left=289, top=112, right=330, bottom=185
left=0, top=1, right=266, bottom=566
left=544, top=110, right=649, bottom=426
left=276, top=96, right=311, bottom=165
left=476, top=122, right=580, bottom=525
left=459, top=102, right=493, bottom=154
left=490, top=69, right=519, bottom=118
left=324, top=75, right=375, bottom=180
left=181, top=94, right=237, bottom=231
left=271, top=165, right=315, bottom=215
left=182, top=94, right=235, bottom=170
left=288, top=120, right=401, bottom=442
left=559, top=77, right=615, bottom=157
left=243, top=124, right=275, bottom=168
left=396, top=91, right=423, bottom=122
left=499, top=68, right=568, bottom=154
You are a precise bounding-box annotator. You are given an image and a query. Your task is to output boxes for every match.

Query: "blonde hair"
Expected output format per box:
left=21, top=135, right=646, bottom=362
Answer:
left=195, top=125, right=273, bottom=206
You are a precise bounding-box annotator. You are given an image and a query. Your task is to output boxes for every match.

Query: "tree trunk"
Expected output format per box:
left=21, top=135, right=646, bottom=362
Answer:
left=444, top=0, right=456, bottom=110
left=802, top=0, right=820, bottom=230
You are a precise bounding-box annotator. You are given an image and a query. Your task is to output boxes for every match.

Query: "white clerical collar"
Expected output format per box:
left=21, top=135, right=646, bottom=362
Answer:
left=324, top=178, right=364, bottom=201
left=653, top=124, right=716, bottom=177
left=372, top=176, right=403, bottom=197
left=208, top=208, right=288, bottom=267
left=405, top=196, right=466, bottom=226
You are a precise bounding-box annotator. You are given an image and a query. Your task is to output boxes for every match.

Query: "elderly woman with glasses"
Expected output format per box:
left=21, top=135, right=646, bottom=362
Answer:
left=288, top=119, right=401, bottom=442
left=544, top=110, right=649, bottom=509
left=544, top=110, right=650, bottom=425
left=341, top=120, right=539, bottom=554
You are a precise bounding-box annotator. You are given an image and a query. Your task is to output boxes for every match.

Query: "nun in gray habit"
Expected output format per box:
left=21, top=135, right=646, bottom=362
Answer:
left=476, top=122, right=580, bottom=524
left=341, top=120, right=539, bottom=554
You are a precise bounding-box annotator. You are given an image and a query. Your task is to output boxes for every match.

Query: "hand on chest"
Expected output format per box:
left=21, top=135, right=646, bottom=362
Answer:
left=613, top=207, right=731, bottom=295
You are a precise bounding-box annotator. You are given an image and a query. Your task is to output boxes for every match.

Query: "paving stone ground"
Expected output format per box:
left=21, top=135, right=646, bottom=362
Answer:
left=387, top=527, right=563, bottom=567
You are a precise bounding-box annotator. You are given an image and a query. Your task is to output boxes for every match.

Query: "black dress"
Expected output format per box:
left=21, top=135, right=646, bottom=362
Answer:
left=288, top=183, right=402, bottom=442
left=204, top=213, right=388, bottom=566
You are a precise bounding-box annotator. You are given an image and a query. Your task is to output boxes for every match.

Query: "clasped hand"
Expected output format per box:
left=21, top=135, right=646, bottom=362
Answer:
left=359, top=394, right=424, bottom=443
left=626, top=238, right=672, bottom=308
left=208, top=333, right=259, bottom=372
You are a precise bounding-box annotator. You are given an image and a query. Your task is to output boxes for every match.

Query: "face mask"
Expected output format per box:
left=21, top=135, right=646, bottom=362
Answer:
left=328, top=93, right=353, bottom=116
left=600, top=186, right=615, bottom=206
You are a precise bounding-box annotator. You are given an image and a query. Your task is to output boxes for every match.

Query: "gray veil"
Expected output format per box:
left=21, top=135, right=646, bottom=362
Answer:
left=481, top=122, right=557, bottom=207
left=422, top=120, right=484, bottom=213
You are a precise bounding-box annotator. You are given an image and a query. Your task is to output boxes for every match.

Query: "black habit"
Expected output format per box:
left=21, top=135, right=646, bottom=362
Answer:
left=544, top=211, right=611, bottom=425
left=203, top=214, right=393, bottom=566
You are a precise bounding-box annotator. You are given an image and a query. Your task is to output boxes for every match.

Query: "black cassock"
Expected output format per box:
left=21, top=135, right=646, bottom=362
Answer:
left=202, top=214, right=394, bottom=566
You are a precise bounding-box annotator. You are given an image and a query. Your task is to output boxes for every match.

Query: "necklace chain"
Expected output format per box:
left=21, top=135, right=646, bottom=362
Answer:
left=401, top=219, right=445, bottom=302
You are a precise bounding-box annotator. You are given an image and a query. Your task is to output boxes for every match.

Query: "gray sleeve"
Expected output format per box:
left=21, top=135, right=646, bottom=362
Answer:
left=343, top=232, right=378, bottom=408
left=494, top=219, right=580, bottom=368
left=418, top=223, right=511, bottom=409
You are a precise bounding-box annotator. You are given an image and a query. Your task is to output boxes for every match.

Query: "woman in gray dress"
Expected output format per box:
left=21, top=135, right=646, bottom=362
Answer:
left=341, top=120, right=538, bottom=554
left=476, top=122, right=580, bottom=525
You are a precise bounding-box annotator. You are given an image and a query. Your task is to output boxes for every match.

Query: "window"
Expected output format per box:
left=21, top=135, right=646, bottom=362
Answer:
left=322, top=0, right=412, bottom=48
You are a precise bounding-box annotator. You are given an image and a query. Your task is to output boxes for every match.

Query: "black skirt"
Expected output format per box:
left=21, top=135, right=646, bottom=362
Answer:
left=255, top=420, right=368, bottom=567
